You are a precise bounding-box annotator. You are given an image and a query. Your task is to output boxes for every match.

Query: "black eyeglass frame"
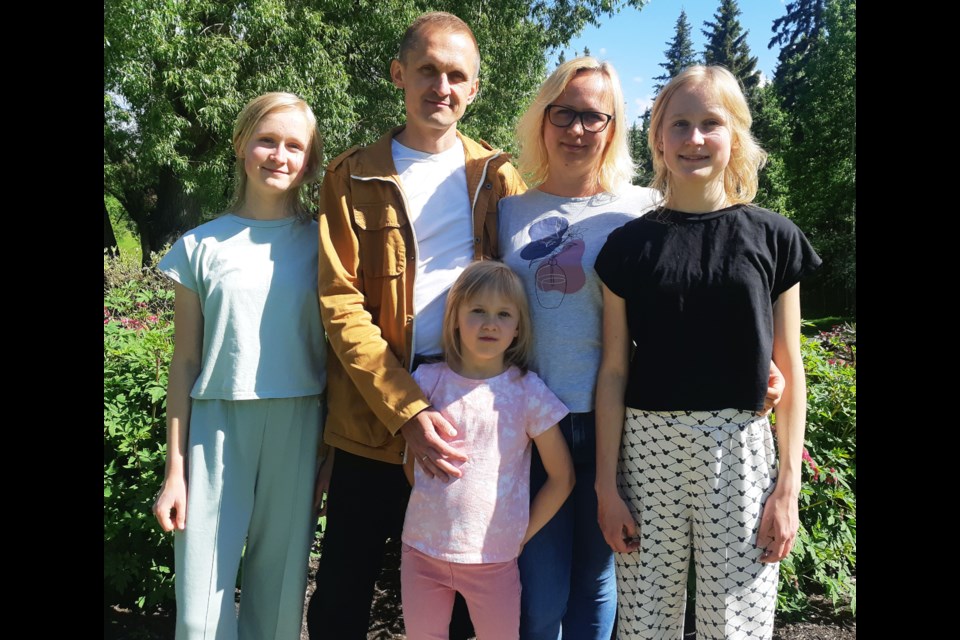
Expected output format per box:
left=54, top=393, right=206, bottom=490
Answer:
left=544, top=104, right=615, bottom=133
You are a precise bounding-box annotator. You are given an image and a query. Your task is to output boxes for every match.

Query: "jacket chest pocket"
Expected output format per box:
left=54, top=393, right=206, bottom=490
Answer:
left=354, top=203, right=407, bottom=278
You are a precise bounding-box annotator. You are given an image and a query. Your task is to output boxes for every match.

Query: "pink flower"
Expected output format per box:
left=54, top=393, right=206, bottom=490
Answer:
left=801, top=447, right=822, bottom=480
left=136, top=301, right=148, bottom=309
left=120, top=317, right=146, bottom=331
left=147, top=315, right=159, bottom=324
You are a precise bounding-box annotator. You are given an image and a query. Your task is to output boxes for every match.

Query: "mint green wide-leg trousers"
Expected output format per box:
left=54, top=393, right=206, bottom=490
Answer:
left=174, top=396, right=322, bottom=640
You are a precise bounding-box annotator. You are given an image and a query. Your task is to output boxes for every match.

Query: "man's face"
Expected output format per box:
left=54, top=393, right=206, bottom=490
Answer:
left=390, top=27, right=480, bottom=140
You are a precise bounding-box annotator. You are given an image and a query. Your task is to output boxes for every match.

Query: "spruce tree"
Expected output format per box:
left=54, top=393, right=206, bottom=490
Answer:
left=653, top=10, right=699, bottom=93
left=629, top=109, right=654, bottom=187
left=702, top=0, right=761, bottom=92
left=769, top=0, right=827, bottom=110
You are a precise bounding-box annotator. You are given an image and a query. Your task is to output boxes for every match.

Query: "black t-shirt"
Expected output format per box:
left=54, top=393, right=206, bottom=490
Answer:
left=594, top=204, right=821, bottom=412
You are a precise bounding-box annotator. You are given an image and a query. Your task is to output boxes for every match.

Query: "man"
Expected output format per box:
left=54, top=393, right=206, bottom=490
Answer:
left=307, top=12, right=526, bottom=638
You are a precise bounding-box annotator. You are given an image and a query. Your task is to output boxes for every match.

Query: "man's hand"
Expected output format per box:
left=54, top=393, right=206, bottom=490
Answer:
left=400, top=409, right=468, bottom=482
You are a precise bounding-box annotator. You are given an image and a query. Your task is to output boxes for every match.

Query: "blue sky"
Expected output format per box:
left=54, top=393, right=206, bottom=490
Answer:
left=552, top=0, right=789, bottom=125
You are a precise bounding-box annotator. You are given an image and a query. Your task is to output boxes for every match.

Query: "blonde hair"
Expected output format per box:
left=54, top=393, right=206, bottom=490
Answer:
left=229, top=92, right=323, bottom=218
left=442, top=261, right=533, bottom=374
left=515, top=57, right=634, bottom=194
left=648, top=65, right=766, bottom=205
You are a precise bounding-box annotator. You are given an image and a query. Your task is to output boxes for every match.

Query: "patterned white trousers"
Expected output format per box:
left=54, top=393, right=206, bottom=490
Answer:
left=615, top=408, right=780, bottom=640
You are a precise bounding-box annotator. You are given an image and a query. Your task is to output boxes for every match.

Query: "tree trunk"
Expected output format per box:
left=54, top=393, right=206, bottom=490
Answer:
left=151, top=166, right=202, bottom=254
left=104, top=201, right=119, bottom=256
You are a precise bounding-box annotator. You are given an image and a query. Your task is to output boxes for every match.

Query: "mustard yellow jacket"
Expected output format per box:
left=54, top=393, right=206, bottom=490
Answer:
left=318, top=127, right=527, bottom=463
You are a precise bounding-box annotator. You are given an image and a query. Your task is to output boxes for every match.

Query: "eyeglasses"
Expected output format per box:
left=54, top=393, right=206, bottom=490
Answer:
left=544, top=105, right=614, bottom=133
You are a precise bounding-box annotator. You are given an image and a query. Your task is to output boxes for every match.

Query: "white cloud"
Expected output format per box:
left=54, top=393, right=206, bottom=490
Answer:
left=599, top=47, right=607, bottom=56
left=633, top=76, right=644, bottom=83
left=634, top=96, right=654, bottom=113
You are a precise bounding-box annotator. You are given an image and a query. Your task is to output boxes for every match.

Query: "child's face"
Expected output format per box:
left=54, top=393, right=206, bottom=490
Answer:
left=240, top=108, right=312, bottom=201
left=658, top=82, right=732, bottom=194
left=455, top=289, right=520, bottom=374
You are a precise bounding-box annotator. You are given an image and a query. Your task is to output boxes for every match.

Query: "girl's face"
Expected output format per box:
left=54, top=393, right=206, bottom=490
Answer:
left=240, top=108, right=312, bottom=202
left=455, top=289, right=520, bottom=376
left=543, top=71, right=614, bottom=179
left=657, top=82, right=733, bottom=195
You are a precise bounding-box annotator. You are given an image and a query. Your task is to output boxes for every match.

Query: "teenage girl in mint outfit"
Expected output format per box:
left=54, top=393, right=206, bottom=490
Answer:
left=152, top=92, right=331, bottom=640
left=594, top=66, right=821, bottom=639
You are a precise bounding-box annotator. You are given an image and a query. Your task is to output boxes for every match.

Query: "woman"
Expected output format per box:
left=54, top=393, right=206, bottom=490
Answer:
left=498, top=57, right=657, bottom=640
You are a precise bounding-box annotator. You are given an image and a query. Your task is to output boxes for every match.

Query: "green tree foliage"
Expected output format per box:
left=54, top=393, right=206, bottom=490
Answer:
left=652, top=9, right=698, bottom=93
left=701, top=0, right=761, bottom=92
left=781, top=0, right=855, bottom=314
left=769, top=0, right=827, bottom=111
left=104, top=0, right=647, bottom=264
left=104, top=0, right=356, bottom=262
left=750, top=83, right=792, bottom=218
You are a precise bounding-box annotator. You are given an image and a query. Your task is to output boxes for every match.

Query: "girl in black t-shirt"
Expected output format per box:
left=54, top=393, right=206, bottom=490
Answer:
left=594, top=66, right=821, bottom=639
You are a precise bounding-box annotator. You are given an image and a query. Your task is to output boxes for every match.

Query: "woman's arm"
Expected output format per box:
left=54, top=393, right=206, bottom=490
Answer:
left=594, top=284, right=640, bottom=553
left=757, top=283, right=805, bottom=562
left=523, top=425, right=575, bottom=548
left=152, top=283, right=203, bottom=532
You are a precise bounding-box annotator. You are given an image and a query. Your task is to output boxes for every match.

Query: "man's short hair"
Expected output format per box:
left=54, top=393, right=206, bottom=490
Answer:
left=398, top=11, right=480, bottom=76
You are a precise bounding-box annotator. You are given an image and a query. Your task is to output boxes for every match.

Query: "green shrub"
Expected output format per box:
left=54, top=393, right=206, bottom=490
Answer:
left=777, top=323, right=856, bottom=617
left=104, top=250, right=176, bottom=608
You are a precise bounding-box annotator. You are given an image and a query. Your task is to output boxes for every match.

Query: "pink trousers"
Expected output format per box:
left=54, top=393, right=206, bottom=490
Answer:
left=400, top=544, right=521, bottom=640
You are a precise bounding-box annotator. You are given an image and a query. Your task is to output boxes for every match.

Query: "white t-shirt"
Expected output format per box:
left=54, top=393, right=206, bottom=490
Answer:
left=158, top=214, right=326, bottom=400
left=392, top=139, right=474, bottom=356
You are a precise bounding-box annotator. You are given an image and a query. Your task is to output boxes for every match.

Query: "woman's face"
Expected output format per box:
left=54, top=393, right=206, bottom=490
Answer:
left=240, top=108, right=312, bottom=202
left=543, top=71, right=615, bottom=179
left=656, top=82, right=732, bottom=194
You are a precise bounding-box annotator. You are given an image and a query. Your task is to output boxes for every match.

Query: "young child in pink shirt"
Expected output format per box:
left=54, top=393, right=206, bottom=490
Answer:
left=400, top=260, right=575, bottom=640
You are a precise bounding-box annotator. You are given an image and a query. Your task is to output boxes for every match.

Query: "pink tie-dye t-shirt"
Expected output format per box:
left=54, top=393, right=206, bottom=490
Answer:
left=402, top=363, right=569, bottom=563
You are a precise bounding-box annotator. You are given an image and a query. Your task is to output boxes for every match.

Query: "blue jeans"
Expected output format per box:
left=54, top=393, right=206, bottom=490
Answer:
left=519, top=412, right=617, bottom=640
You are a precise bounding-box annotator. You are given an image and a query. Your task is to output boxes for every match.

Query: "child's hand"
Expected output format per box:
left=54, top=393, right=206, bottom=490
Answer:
left=153, top=475, right=187, bottom=532
left=597, top=489, right=640, bottom=553
left=756, top=486, right=798, bottom=563
left=400, top=409, right=468, bottom=482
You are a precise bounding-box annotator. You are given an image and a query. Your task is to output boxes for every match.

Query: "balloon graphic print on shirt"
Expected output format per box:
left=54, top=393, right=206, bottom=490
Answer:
left=520, top=216, right=586, bottom=309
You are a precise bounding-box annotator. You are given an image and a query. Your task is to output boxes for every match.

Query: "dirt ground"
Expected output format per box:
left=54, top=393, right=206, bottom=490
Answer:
left=105, top=538, right=855, bottom=640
